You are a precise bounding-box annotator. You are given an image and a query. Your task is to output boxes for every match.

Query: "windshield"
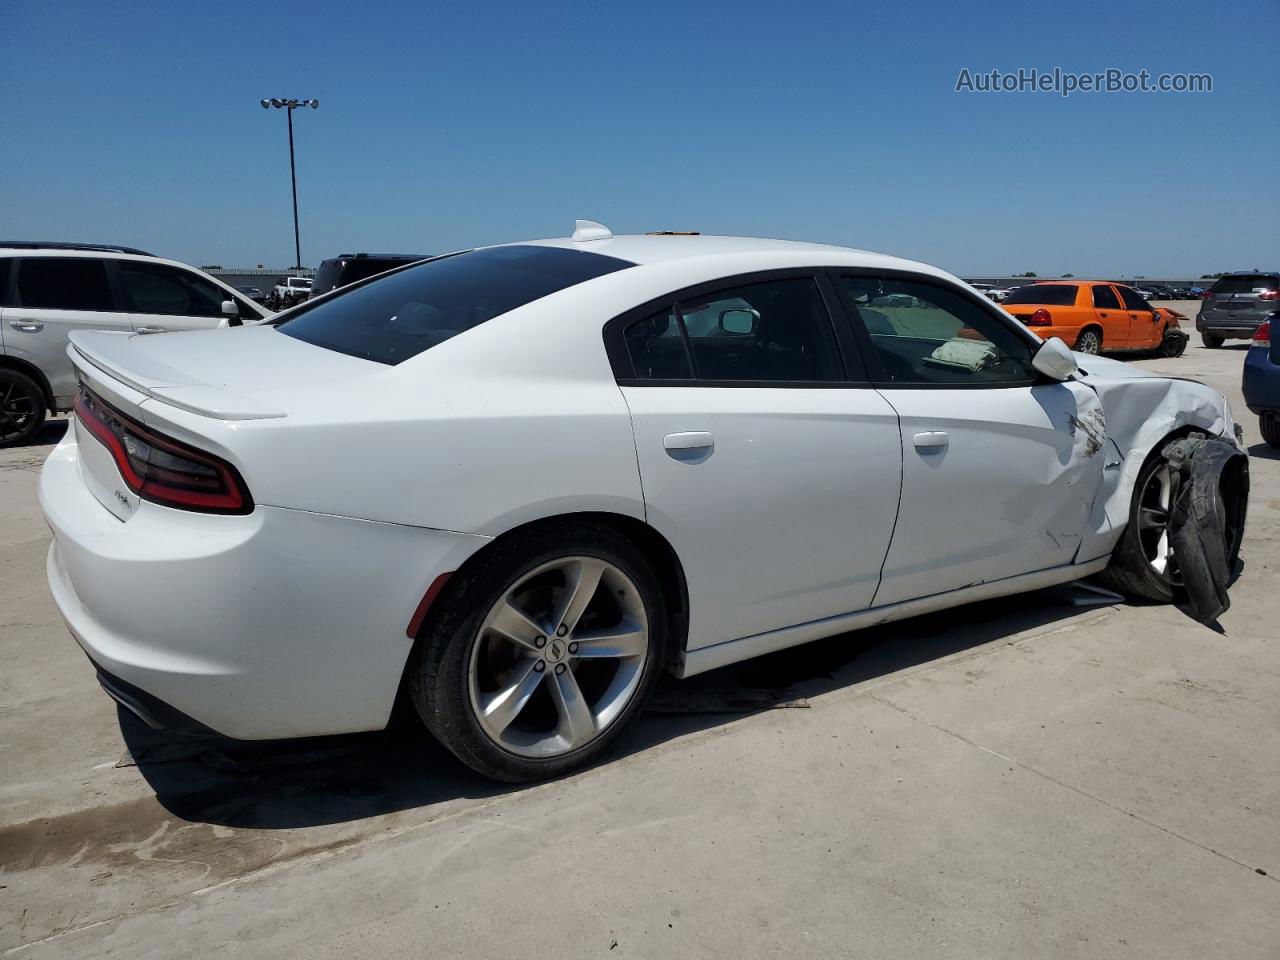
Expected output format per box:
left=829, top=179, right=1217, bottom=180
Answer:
left=278, top=245, right=633, bottom=364
left=1002, top=285, right=1079, bottom=307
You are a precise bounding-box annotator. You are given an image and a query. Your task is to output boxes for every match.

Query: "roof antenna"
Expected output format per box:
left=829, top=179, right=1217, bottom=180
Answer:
left=571, top=219, right=613, bottom=242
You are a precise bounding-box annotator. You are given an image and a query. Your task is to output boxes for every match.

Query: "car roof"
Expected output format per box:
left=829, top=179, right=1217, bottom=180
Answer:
left=520, top=233, right=954, bottom=280
left=0, top=241, right=154, bottom=256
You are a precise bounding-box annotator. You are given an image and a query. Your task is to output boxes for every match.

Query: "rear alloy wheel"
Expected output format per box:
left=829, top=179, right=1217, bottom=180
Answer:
left=1261, top=413, right=1280, bottom=449
left=1201, top=332, right=1224, bottom=348
left=409, top=524, right=666, bottom=782
left=1075, top=328, right=1102, bottom=355
left=0, top=370, right=47, bottom=447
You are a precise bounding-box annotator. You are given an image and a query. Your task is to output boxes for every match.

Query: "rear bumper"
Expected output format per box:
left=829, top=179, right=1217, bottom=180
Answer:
left=40, top=429, right=488, bottom=740
left=1197, top=311, right=1266, bottom=337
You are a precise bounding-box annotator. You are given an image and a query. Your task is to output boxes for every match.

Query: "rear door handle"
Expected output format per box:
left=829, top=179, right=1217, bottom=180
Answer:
left=913, top=431, right=949, bottom=450
left=664, top=431, right=714, bottom=461
left=1098, top=312, right=1109, bottom=318
left=9, top=320, right=43, bottom=333
left=135, top=326, right=168, bottom=334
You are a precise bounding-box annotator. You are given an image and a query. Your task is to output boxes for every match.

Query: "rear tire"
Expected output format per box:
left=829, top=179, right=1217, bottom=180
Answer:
left=1075, top=328, right=1102, bottom=355
left=0, top=369, right=48, bottom=447
left=407, top=522, right=668, bottom=782
left=1201, top=332, right=1224, bottom=348
left=1261, top=413, right=1280, bottom=449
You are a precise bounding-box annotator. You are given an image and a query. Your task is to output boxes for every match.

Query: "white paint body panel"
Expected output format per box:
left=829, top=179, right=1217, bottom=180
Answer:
left=873, top=381, right=1105, bottom=606
left=38, top=234, right=1236, bottom=738
left=623, top=385, right=902, bottom=649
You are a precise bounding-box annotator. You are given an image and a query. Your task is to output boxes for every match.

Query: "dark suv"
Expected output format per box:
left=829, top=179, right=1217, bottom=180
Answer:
left=1197, top=271, right=1280, bottom=347
left=311, top=253, right=430, bottom=298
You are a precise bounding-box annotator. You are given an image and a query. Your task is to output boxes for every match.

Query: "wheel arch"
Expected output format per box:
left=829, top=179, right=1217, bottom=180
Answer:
left=406, top=509, right=691, bottom=667
left=0, top=354, right=56, bottom=412
left=1077, top=323, right=1104, bottom=348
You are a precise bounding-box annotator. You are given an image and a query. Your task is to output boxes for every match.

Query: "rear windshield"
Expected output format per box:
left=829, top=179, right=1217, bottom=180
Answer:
left=1002, top=284, right=1079, bottom=306
left=1210, top=275, right=1279, bottom=295
left=279, top=245, right=633, bottom=364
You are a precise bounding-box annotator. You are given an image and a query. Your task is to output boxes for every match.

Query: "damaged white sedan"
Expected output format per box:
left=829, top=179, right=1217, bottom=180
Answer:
left=40, top=224, right=1248, bottom=782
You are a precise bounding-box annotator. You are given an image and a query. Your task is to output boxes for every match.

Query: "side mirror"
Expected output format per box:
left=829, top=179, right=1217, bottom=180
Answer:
left=1032, top=336, right=1079, bottom=381
left=221, top=299, right=239, bottom=317
left=718, top=307, right=758, bottom=335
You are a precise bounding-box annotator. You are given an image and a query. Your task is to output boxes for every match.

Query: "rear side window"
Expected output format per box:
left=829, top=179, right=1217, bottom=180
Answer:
left=676, top=279, right=841, bottom=382
left=115, top=261, right=226, bottom=317
left=1116, top=286, right=1152, bottom=311
left=1002, top=285, right=1079, bottom=307
left=1092, top=284, right=1120, bottom=309
left=0, top=259, right=11, bottom=307
left=15, top=257, right=114, bottom=311
left=279, top=246, right=632, bottom=364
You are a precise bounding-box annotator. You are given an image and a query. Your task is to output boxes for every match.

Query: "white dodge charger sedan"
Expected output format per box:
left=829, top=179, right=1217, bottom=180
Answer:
left=40, top=223, right=1245, bottom=781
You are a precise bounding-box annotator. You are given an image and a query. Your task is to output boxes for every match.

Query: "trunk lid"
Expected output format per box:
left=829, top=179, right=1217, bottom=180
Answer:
left=68, top=325, right=381, bottom=421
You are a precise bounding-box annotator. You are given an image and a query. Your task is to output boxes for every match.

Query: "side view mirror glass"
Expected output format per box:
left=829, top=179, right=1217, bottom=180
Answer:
left=718, top=308, right=758, bottom=335
left=1032, top=336, right=1079, bottom=381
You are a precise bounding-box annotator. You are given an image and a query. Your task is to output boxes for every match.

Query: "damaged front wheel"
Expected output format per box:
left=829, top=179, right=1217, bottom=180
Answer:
left=1098, top=435, right=1249, bottom=624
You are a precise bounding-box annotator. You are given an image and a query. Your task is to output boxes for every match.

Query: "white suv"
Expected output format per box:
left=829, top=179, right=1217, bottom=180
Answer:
left=0, top=243, right=271, bottom=446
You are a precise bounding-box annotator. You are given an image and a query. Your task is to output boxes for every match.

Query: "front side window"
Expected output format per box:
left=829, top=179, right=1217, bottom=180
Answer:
left=280, top=245, right=632, bottom=364
left=838, top=275, right=1036, bottom=386
left=115, top=261, right=226, bottom=317
left=1116, top=286, right=1152, bottom=312
left=1092, top=284, right=1120, bottom=309
left=15, top=257, right=114, bottom=311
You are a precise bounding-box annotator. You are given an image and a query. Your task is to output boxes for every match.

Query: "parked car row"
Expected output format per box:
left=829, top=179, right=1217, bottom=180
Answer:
left=35, top=223, right=1251, bottom=782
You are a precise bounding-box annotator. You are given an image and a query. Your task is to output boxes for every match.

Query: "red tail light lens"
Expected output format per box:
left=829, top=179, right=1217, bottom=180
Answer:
left=74, top=386, right=253, bottom=514
left=1254, top=320, right=1271, bottom=345
left=1259, top=290, right=1279, bottom=301
left=1025, top=309, right=1052, bottom=326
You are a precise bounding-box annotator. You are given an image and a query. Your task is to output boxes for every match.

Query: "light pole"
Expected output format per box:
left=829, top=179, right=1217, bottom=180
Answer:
left=260, top=98, right=319, bottom=270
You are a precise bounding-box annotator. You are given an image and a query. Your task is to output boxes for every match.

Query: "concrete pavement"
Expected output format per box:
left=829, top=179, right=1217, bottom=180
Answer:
left=2, top=319, right=1277, bottom=958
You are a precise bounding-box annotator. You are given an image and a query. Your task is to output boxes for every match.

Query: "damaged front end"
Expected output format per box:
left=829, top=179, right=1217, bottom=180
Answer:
left=1163, top=436, right=1250, bottom=625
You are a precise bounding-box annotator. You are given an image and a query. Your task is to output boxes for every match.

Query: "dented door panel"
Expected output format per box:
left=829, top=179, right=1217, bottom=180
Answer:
left=873, top=381, right=1106, bottom=607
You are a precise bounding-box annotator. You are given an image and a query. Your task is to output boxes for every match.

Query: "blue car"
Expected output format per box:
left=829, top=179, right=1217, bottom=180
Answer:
left=1242, top=312, right=1280, bottom=447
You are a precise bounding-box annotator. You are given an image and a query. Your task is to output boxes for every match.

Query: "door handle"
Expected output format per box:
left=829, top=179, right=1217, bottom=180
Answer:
left=135, top=326, right=168, bottom=334
left=1098, top=312, right=1109, bottom=318
left=664, top=431, right=714, bottom=462
left=9, top=320, right=43, bottom=333
left=913, top=431, right=949, bottom=450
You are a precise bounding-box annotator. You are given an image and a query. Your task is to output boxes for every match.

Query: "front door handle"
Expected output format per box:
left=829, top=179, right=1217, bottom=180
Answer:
left=9, top=320, right=43, bottom=333
left=913, top=431, right=949, bottom=450
left=135, top=326, right=168, bottom=335
left=664, top=431, right=714, bottom=462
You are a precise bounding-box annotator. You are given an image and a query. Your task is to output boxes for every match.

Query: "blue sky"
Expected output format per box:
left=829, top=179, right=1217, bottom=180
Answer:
left=2, top=0, right=1276, bottom=276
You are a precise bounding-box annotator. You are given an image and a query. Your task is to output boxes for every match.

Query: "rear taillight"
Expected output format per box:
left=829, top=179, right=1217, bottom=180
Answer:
left=1025, top=309, right=1052, bottom=326
left=1203, top=290, right=1216, bottom=299
left=74, top=386, right=252, bottom=514
left=1259, top=290, right=1279, bottom=301
left=1254, top=320, right=1271, bottom=345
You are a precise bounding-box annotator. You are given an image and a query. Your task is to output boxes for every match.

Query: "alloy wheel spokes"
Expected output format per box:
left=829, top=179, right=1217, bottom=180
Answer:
left=468, top=556, right=649, bottom=758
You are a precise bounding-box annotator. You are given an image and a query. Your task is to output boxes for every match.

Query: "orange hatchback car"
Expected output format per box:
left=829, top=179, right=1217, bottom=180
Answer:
left=1001, top=281, right=1184, bottom=355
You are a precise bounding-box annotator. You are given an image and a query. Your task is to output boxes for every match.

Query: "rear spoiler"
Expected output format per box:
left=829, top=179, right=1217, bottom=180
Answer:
left=68, top=331, right=286, bottom=421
